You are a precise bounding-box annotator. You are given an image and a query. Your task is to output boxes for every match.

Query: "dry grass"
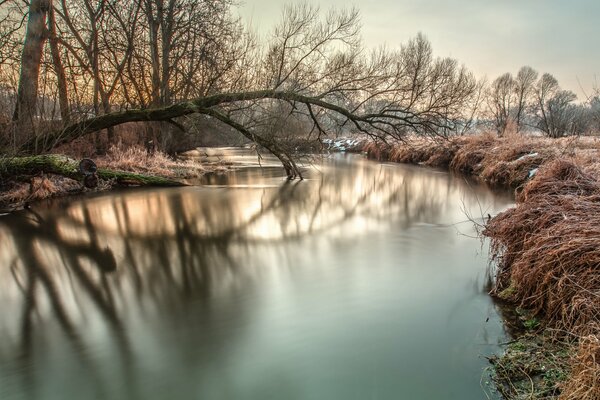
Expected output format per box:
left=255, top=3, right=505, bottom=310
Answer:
left=0, top=144, right=209, bottom=210
left=363, top=140, right=392, bottom=161
left=363, top=132, right=600, bottom=188
left=363, top=137, right=459, bottom=168
left=96, top=144, right=206, bottom=179
left=0, top=175, right=82, bottom=209
left=560, top=335, right=600, bottom=400
left=484, top=160, right=600, bottom=335
left=362, top=133, right=600, bottom=399
left=483, top=160, right=600, bottom=399
left=449, top=132, right=497, bottom=174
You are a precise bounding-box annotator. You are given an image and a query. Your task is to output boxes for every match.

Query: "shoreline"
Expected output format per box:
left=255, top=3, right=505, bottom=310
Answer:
left=0, top=146, right=233, bottom=213
left=362, top=133, right=600, bottom=400
left=1, top=139, right=598, bottom=398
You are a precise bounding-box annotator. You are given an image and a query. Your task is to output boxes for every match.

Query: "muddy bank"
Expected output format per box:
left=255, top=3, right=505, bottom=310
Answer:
left=363, top=134, right=600, bottom=399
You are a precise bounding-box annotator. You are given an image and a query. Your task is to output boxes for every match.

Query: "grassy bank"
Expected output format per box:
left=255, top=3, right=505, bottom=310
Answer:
left=363, top=133, right=600, bottom=400
left=0, top=145, right=218, bottom=212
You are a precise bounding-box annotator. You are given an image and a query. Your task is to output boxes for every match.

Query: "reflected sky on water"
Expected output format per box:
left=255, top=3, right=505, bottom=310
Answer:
left=0, top=153, right=513, bottom=400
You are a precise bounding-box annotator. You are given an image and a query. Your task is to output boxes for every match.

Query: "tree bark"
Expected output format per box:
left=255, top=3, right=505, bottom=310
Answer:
left=47, top=3, right=70, bottom=125
left=13, top=0, right=51, bottom=139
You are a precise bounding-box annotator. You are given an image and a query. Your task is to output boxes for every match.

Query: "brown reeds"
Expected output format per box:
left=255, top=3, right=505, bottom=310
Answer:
left=0, top=175, right=82, bottom=209
left=97, top=145, right=206, bottom=178
left=363, top=140, right=392, bottom=161
left=360, top=132, right=600, bottom=189
left=362, top=135, right=600, bottom=398
left=363, top=137, right=459, bottom=168
left=484, top=160, right=600, bottom=336
left=560, top=335, right=600, bottom=400
left=483, top=159, right=600, bottom=398
left=449, top=132, right=496, bottom=174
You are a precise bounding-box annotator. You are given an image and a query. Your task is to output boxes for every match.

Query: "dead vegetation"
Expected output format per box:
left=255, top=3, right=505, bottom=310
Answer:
left=484, top=159, right=600, bottom=399
left=484, top=160, right=600, bottom=337
left=363, top=137, right=459, bottom=168
left=0, top=145, right=211, bottom=211
left=362, top=132, right=600, bottom=189
left=0, top=174, right=84, bottom=210
left=363, top=133, right=600, bottom=399
left=560, top=335, right=600, bottom=400
left=96, top=145, right=207, bottom=179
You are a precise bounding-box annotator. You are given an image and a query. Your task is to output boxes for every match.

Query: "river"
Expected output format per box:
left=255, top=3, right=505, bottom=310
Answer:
left=0, top=152, right=514, bottom=399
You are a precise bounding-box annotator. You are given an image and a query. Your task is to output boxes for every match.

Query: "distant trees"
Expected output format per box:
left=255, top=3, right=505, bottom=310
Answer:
left=514, top=66, right=538, bottom=131
left=1, top=1, right=599, bottom=165
left=485, top=66, right=597, bottom=138
left=486, top=66, right=538, bottom=136
left=533, top=73, right=579, bottom=138
left=487, top=72, right=516, bottom=136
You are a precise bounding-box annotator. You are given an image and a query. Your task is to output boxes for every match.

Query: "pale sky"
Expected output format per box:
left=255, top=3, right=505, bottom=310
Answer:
left=237, top=0, right=600, bottom=99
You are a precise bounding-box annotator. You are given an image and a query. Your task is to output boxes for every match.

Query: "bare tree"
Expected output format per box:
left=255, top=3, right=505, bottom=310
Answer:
left=46, top=2, right=69, bottom=124
left=543, top=89, right=578, bottom=137
left=12, top=0, right=51, bottom=139
left=534, top=73, right=558, bottom=137
left=486, top=72, right=515, bottom=136
left=514, top=66, right=538, bottom=132
left=9, top=3, right=479, bottom=176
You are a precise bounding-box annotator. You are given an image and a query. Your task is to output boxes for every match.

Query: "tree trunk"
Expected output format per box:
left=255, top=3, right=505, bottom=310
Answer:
left=47, top=3, right=70, bottom=125
left=13, top=0, right=51, bottom=142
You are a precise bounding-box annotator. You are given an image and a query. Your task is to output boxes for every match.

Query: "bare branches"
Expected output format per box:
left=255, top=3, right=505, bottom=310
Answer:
left=5, top=1, right=481, bottom=172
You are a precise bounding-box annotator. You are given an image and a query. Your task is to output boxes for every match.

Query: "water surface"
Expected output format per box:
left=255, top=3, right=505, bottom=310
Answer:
left=0, top=153, right=513, bottom=399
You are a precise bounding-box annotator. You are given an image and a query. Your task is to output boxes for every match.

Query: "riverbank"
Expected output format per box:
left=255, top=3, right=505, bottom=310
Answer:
left=0, top=145, right=228, bottom=212
left=363, top=133, right=600, bottom=400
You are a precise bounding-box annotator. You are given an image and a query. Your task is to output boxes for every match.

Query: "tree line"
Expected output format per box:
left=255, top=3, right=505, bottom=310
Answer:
left=486, top=66, right=600, bottom=138
left=0, top=1, right=598, bottom=174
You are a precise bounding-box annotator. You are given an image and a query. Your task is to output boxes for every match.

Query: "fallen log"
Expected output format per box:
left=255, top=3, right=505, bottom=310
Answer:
left=0, top=155, right=185, bottom=187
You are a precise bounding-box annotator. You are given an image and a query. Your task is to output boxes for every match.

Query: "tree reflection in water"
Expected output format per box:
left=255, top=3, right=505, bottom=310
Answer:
left=0, top=154, right=512, bottom=399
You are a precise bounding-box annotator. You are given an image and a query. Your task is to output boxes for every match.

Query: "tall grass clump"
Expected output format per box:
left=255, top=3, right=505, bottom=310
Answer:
left=560, top=336, right=600, bottom=400
left=484, top=160, right=600, bottom=335
left=361, top=134, right=600, bottom=398
left=483, top=160, right=600, bottom=399
left=97, top=145, right=206, bottom=178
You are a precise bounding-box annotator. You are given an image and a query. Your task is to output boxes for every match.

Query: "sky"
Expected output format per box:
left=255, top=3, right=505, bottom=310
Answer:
left=237, top=0, right=600, bottom=99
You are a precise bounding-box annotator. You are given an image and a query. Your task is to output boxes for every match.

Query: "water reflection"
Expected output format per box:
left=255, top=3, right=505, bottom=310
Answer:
left=0, top=154, right=513, bottom=400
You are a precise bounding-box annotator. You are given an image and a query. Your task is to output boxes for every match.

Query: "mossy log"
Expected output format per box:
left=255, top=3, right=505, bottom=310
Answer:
left=0, top=155, right=185, bottom=187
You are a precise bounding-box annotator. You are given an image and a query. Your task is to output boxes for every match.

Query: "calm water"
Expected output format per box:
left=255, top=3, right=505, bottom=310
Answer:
left=0, top=153, right=513, bottom=400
